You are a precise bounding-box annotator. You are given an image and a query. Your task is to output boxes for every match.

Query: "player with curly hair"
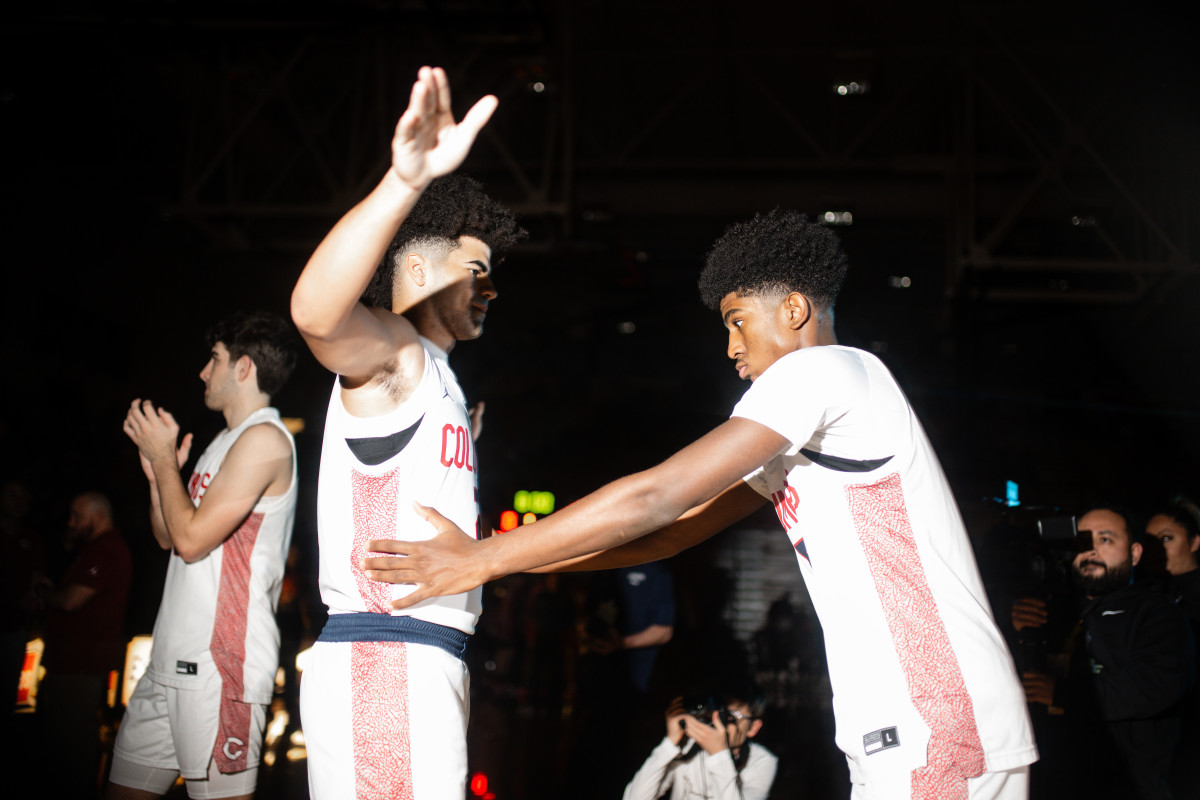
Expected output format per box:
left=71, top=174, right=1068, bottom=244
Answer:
left=291, top=67, right=524, bottom=800
left=366, top=209, right=1039, bottom=799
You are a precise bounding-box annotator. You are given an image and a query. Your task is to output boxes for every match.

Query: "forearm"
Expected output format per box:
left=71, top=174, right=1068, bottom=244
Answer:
left=146, top=483, right=172, bottom=550
left=529, top=480, right=762, bottom=574
left=479, top=471, right=690, bottom=581
left=292, top=172, right=422, bottom=337
left=624, top=624, right=673, bottom=650
left=149, top=455, right=203, bottom=558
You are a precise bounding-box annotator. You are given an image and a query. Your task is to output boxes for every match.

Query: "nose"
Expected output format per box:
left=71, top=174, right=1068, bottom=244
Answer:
left=199, top=362, right=211, bottom=382
left=478, top=274, right=497, bottom=301
left=727, top=330, right=744, bottom=360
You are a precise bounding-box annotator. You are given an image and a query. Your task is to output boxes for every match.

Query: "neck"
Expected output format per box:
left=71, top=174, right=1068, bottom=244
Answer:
left=395, top=301, right=456, bottom=355
left=222, top=393, right=271, bottom=429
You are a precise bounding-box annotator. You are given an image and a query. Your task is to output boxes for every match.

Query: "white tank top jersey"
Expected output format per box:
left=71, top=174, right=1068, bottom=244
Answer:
left=146, top=406, right=298, bottom=705
left=731, top=346, right=1036, bottom=787
left=317, top=336, right=482, bottom=633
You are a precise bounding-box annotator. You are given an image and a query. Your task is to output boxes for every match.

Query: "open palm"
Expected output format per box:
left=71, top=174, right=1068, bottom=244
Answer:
left=390, top=66, right=497, bottom=189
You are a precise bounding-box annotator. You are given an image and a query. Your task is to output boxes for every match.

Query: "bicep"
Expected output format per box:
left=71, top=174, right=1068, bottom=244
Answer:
left=189, top=427, right=292, bottom=554
left=300, top=305, right=414, bottom=383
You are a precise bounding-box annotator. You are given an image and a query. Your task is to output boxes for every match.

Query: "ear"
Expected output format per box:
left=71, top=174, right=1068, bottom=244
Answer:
left=782, top=292, right=813, bottom=331
left=403, top=252, right=428, bottom=287
left=1189, top=535, right=1200, bottom=554
left=747, top=719, right=763, bottom=739
left=1131, top=541, right=1143, bottom=567
left=236, top=354, right=255, bottom=383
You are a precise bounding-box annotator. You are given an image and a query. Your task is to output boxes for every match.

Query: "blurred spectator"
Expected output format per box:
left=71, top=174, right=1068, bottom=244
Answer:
left=1145, top=499, right=1200, bottom=626
left=1145, top=499, right=1200, bottom=800
left=35, top=491, right=132, bottom=798
left=623, top=685, right=777, bottom=800
left=1, top=479, right=45, bottom=707
left=1015, top=507, right=1193, bottom=800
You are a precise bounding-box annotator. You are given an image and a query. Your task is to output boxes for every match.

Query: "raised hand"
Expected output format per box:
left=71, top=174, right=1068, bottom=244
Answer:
left=360, top=502, right=491, bottom=608
left=390, top=66, right=498, bottom=191
left=664, top=697, right=689, bottom=745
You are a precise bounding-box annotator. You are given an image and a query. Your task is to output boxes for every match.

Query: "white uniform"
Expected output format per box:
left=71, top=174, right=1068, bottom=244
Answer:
left=731, top=347, right=1036, bottom=800
left=623, top=739, right=778, bottom=800
left=302, top=337, right=481, bottom=800
left=113, top=406, right=297, bottom=787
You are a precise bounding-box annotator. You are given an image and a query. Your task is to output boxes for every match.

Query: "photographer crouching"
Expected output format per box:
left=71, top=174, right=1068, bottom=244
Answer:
left=623, top=686, right=778, bottom=800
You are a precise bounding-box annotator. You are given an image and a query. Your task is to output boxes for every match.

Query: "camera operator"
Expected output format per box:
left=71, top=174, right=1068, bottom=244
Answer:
left=1014, top=507, right=1193, bottom=800
left=623, top=688, right=778, bottom=800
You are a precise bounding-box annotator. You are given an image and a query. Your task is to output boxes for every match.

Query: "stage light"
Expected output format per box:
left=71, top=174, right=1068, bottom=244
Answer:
left=823, top=210, right=853, bottom=226
left=499, top=510, right=519, bottom=532
left=887, top=276, right=912, bottom=288
left=834, top=81, right=869, bottom=96
left=522, top=512, right=537, bottom=525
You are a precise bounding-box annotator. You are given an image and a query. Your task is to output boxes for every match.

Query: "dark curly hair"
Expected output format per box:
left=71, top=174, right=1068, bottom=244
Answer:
left=363, top=174, right=527, bottom=307
left=698, top=209, right=848, bottom=311
left=206, top=311, right=298, bottom=397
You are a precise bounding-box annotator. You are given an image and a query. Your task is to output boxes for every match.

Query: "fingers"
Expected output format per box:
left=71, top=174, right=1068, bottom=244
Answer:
left=390, top=588, right=430, bottom=611
left=178, top=432, right=194, bottom=465
left=413, top=501, right=450, bottom=527
left=456, top=95, right=498, bottom=144
left=364, top=539, right=411, bottom=556
left=430, top=66, right=452, bottom=114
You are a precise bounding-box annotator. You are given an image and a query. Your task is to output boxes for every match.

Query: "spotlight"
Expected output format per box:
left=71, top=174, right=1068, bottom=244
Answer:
left=823, top=210, right=853, bottom=226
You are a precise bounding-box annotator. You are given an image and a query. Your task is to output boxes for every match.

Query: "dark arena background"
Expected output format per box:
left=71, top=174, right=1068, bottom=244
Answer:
left=2, top=2, right=1197, bottom=799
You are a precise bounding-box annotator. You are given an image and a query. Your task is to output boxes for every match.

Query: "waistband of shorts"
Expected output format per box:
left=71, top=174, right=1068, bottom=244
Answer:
left=317, top=613, right=469, bottom=660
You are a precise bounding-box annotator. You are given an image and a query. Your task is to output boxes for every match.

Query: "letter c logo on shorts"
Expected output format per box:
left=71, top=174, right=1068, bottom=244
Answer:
left=223, top=737, right=246, bottom=761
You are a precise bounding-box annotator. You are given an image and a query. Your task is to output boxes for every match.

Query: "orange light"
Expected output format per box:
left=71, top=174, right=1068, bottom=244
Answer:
left=469, top=772, right=488, bottom=796
left=499, top=510, right=518, bottom=532
left=522, top=512, right=537, bottom=525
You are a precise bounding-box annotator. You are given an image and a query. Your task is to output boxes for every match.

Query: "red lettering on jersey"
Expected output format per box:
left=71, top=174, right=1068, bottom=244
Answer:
left=440, top=423, right=476, bottom=473
left=454, top=427, right=468, bottom=469
left=189, top=471, right=213, bottom=501
left=772, top=484, right=799, bottom=528
left=440, top=424, right=455, bottom=467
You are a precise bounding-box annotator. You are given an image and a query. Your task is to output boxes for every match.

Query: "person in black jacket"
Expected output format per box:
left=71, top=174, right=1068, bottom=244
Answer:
left=1017, top=507, right=1194, bottom=800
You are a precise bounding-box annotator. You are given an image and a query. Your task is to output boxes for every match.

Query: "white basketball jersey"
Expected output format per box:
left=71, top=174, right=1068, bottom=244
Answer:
left=317, top=337, right=482, bottom=633
left=732, top=346, right=1036, bottom=782
left=146, top=406, right=298, bottom=705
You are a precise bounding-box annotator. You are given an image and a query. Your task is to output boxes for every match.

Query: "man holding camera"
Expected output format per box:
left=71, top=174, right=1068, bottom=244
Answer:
left=1015, top=507, right=1193, bottom=800
left=624, top=691, right=778, bottom=800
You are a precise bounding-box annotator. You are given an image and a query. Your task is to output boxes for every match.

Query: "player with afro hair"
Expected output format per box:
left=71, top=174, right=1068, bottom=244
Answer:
left=699, top=209, right=848, bottom=313
left=364, top=173, right=526, bottom=308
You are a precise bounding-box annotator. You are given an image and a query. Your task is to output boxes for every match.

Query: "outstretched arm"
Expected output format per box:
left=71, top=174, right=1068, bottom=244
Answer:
left=290, top=66, right=497, bottom=383
left=363, top=417, right=787, bottom=608
left=124, top=400, right=293, bottom=562
left=527, top=480, right=766, bottom=573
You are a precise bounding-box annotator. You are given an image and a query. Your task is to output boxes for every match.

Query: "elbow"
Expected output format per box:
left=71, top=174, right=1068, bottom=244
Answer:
left=173, top=541, right=210, bottom=564
left=290, top=289, right=323, bottom=338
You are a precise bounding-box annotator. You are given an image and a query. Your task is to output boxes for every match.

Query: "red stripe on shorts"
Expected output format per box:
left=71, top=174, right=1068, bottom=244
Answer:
left=845, top=473, right=986, bottom=800
left=352, top=641, right=414, bottom=799
left=210, top=510, right=263, bottom=774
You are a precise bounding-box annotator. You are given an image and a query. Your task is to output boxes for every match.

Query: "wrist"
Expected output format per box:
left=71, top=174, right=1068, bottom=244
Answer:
left=381, top=168, right=430, bottom=201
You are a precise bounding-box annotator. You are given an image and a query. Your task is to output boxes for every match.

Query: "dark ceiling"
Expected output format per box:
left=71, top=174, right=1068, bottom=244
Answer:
left=2, top=1, right=1198, bottom=543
